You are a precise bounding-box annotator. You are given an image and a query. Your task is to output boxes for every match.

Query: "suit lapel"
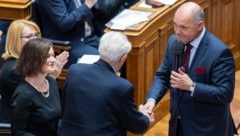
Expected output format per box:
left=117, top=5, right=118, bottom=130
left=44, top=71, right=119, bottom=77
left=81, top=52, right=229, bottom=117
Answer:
left=188, top=30, right=210, bottom=75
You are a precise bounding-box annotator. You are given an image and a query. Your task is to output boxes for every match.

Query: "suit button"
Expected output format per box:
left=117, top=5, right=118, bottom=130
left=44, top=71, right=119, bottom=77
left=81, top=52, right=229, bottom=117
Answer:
left=177, top=115, right=181, bottom=119
left=80, top=38, right=84, bottom=42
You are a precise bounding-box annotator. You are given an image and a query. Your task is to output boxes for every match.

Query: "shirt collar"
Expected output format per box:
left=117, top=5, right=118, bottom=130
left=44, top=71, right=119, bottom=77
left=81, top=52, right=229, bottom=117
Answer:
left=189, top=27, right=206, bottom=49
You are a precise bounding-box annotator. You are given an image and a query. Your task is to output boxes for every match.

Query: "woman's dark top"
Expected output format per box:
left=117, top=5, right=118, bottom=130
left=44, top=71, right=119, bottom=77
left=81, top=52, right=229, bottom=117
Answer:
left=11, top=76, right=61, bottom=136
left=0, top=58, right=24, bottom=123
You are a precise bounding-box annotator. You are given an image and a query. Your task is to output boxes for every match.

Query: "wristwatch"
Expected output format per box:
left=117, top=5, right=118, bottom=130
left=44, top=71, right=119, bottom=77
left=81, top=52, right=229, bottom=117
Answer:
left=189, top=82, right=195, bottom=92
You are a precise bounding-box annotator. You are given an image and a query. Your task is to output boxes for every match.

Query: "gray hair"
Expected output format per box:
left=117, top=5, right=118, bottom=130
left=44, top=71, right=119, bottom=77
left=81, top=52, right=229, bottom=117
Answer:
left=193, top=8, right=205, bottom=23
left=98, top=31, right=132, bottom=63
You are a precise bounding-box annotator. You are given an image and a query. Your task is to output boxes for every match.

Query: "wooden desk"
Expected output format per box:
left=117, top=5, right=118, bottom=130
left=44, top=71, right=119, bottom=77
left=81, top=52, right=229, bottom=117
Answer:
left=0, top=0, right=31, bottom=20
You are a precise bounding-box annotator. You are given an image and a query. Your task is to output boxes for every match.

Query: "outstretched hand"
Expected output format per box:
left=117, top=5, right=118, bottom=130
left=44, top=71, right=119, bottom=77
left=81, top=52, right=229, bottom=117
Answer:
left=139, top=104, right=155, bottom=123
left=143, top=100, right=155, bottom=114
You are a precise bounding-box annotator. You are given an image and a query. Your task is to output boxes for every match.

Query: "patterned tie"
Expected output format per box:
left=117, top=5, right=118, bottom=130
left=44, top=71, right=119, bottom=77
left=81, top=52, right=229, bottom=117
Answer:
left=181, top=43, right=193, bottom=72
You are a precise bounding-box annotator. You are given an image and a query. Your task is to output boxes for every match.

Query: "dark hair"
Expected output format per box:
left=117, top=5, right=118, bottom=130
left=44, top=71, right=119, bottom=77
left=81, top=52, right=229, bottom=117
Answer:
left=16, top=38, right=53, bottom=76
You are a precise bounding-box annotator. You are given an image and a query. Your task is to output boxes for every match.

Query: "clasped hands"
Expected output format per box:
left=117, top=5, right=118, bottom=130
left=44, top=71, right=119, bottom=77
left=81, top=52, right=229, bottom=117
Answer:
left=138, top=101, right=155, bottom=124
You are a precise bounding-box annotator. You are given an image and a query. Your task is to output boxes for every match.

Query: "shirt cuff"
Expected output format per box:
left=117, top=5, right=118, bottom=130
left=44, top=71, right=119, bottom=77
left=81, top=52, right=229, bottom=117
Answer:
left=190, top=82, right=196, bottom=97
left=147, top=98, right=156, bottom=105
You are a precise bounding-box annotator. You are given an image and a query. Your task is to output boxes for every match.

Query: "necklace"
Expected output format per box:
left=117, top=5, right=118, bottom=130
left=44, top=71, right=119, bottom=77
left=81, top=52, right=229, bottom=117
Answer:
left=41, top=89, right=50, bottom=98
left=25, top=77, right=50, bottom=98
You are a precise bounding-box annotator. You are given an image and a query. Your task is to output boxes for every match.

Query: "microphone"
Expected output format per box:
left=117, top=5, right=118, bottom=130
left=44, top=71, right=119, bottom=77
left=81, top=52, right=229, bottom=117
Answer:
left=172, top=41, right=185, bottom=72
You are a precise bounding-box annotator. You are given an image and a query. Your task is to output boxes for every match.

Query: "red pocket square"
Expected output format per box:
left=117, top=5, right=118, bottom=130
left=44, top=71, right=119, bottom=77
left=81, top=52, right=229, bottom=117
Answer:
left=195, top=67, right=206, bottom=75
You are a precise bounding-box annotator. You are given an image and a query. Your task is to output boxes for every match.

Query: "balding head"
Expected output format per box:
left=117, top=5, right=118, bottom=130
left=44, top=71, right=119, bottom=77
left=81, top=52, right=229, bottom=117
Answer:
left=173, top=2, right=205, bottom=43
left=176, top=2, right=204, bottom=24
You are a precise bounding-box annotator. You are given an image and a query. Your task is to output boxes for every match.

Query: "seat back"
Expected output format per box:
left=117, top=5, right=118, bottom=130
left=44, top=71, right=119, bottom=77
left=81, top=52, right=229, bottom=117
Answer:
left=0, top=123, right=11, bottom=136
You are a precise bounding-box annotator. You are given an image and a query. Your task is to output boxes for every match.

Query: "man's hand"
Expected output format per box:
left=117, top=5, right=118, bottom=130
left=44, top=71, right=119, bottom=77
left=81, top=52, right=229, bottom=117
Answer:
left=139, top=104, right=155, bottom=123
left=170, top=70, right=193, bottom=91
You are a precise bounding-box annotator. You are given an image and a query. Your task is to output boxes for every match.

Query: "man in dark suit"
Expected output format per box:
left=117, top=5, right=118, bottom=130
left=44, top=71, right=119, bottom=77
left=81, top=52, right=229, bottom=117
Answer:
left=143, top=2, right=237, bottom=136
left=37, top=0, right=99, bottom=67
left=59, top=31, right=153, bottom=136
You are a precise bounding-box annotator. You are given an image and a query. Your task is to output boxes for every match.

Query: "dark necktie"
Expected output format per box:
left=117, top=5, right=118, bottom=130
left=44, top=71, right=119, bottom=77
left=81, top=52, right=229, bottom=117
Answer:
left=181, top=43, right=193, bottom=72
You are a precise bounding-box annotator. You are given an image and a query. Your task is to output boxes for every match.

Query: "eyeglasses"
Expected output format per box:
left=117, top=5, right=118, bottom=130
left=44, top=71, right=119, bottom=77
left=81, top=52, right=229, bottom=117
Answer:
left=21, top=32, right=40, bottom=39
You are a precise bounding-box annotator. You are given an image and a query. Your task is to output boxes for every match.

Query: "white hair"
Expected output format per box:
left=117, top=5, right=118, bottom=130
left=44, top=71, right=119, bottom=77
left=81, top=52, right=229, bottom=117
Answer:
left=98, top=31, right=132, bottom=63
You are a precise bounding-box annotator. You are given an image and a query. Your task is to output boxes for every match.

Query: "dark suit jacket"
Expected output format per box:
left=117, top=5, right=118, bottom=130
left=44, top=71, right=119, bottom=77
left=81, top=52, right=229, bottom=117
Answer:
left=37, top=0, right=99, bottom=66
left=146, top=30, right=236, bottom=136
left=59, top=59, right=149, bottom=136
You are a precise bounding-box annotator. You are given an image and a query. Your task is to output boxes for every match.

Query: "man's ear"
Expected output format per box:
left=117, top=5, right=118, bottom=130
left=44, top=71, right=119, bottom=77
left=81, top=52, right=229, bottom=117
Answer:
left=198, top=21, right=204, bottom=30
left=120, top=54, right=128, bottom=63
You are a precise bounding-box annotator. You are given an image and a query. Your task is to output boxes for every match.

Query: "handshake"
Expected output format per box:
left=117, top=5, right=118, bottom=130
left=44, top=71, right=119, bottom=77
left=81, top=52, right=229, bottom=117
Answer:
left=138, top=100, right=156, bottom=124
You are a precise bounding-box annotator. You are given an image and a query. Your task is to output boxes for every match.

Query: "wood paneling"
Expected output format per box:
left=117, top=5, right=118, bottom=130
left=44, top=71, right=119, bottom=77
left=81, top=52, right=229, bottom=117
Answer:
left=0, top=0, right=31, bottom=20
left=210, top=0, right=240, bottom=70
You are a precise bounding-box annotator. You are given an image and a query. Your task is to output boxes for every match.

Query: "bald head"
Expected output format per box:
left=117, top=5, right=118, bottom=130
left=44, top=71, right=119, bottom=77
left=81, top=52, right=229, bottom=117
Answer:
left=175, top=2, right=204, bottom=24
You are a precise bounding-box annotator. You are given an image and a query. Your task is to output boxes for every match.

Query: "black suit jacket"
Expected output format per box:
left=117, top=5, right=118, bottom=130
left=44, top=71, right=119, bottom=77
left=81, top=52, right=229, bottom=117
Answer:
left=59, top=59, right=149, bottom=136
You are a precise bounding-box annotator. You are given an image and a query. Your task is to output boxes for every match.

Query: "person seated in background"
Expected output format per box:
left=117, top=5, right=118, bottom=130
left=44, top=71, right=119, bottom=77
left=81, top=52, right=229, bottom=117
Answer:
left=11, top=38, right=62, bottom=136
left=0, top=19, right=68, bottom=124
left=92, top=0, right=139, bottom=36
left=36, top=0, right=99, bottom=67
left=59, top=31, right=154, bottom=136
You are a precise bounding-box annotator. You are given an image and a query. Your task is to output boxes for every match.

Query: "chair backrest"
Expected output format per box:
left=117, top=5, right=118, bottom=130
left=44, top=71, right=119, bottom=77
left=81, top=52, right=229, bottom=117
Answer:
left=0, top=123, right=11, bottom=136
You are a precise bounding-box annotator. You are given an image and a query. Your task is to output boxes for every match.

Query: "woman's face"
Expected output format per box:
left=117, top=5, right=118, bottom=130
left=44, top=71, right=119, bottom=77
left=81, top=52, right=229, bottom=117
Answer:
left=41, top=47, right=56, bottom=74
left=21, top=25, right=39, bottom=46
